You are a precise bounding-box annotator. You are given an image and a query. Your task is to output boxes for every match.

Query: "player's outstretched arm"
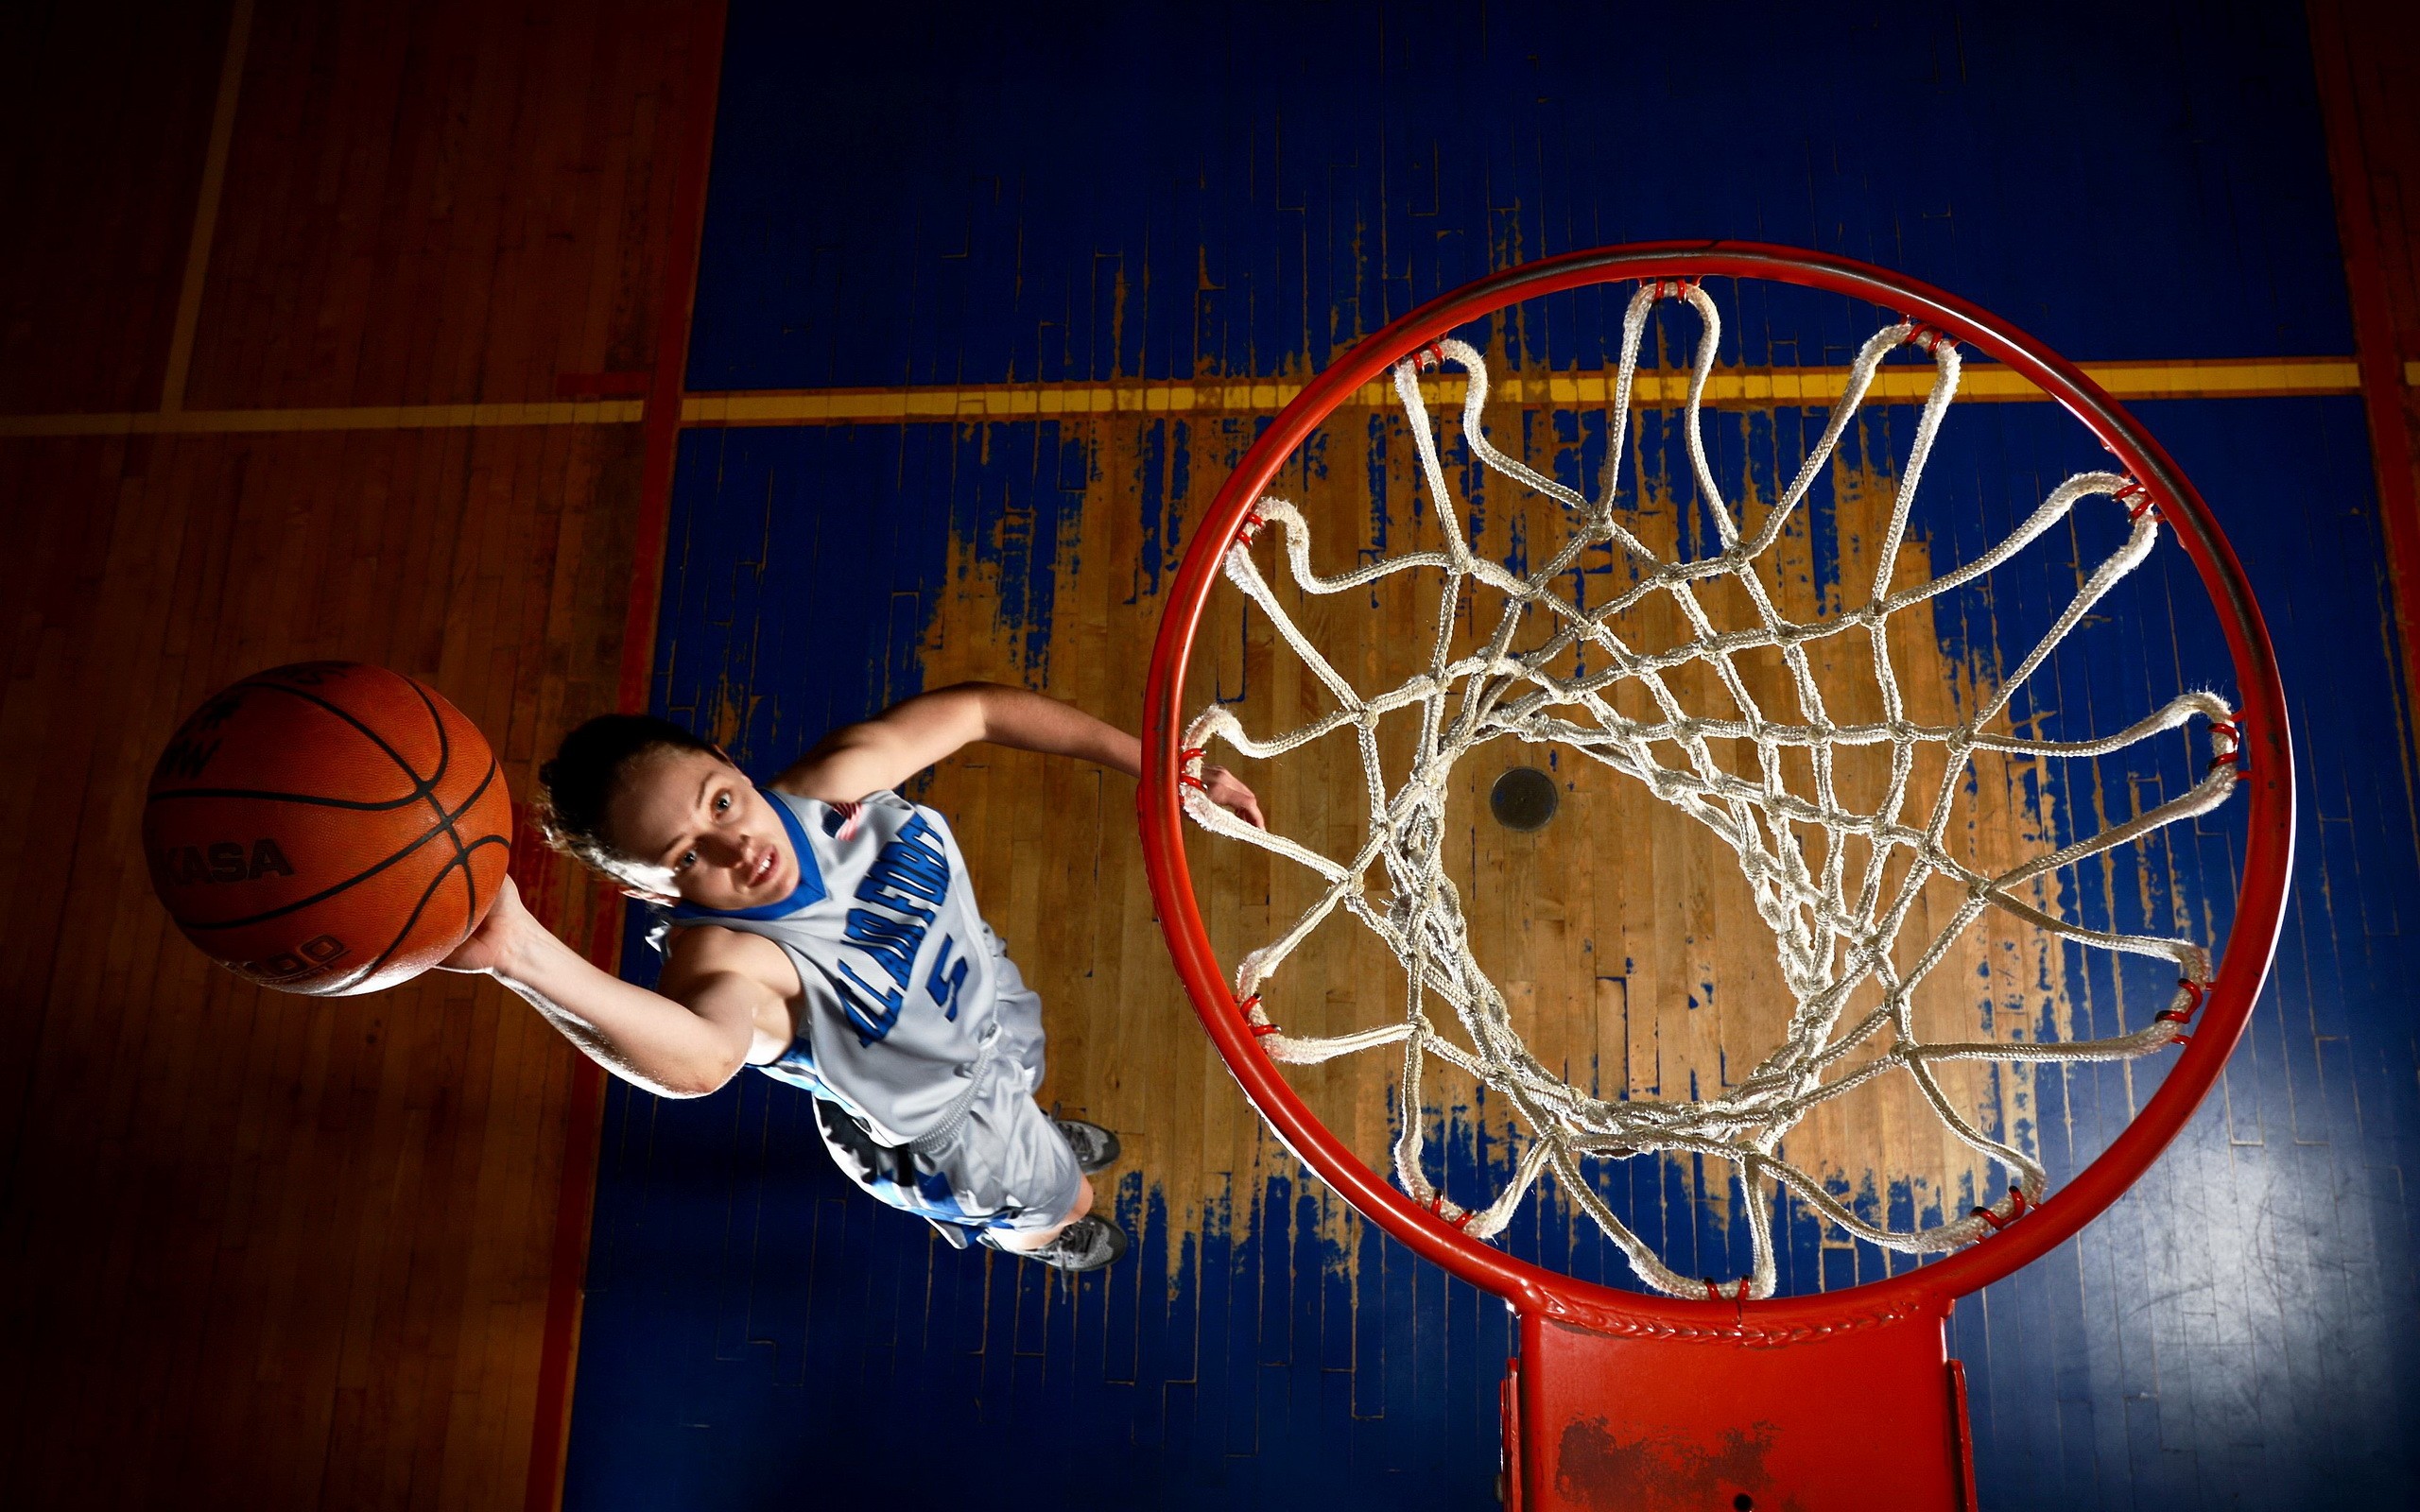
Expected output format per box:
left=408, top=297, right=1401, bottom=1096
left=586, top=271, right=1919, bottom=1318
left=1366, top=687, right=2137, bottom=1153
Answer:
left=441, top=876, right=767, bottom=1097
left=775, top=680, right=1265, bottom=827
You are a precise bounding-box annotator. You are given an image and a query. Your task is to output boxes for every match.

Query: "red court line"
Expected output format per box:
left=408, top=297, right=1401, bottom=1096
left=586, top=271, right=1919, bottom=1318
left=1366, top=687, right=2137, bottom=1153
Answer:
left=522, top=5, right=729, bottom=1510
left=2310, top=1, right=2420, bottom=735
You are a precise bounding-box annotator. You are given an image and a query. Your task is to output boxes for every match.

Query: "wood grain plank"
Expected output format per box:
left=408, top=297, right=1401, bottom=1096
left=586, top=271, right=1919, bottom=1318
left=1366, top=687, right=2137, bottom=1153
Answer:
left=0, top=3, right=702, bottom=1506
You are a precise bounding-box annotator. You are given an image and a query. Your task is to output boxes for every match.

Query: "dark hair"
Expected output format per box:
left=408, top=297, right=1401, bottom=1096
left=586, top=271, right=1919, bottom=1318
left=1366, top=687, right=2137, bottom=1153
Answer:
left=536, top=714, right=718, bottom=874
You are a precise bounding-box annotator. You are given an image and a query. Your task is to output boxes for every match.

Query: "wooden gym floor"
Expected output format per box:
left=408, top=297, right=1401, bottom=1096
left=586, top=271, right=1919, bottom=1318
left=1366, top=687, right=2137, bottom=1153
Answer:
left=0, top=3, right=718, bottom=1506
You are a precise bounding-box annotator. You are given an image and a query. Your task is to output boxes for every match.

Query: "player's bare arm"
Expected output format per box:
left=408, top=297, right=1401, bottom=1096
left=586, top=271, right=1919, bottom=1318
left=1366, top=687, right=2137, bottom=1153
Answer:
left=441, top=744, right=813, bottom=1096
left=440, top=685, right=1253, bottom=1107
left=441, top=875, right=789, bottom=1097
left=774, top=680, right=1265, bottom=827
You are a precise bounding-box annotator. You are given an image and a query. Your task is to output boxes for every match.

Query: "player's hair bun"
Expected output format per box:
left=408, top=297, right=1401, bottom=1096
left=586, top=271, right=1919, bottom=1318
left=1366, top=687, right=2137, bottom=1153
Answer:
left=537, top=713, right=717, bottom=876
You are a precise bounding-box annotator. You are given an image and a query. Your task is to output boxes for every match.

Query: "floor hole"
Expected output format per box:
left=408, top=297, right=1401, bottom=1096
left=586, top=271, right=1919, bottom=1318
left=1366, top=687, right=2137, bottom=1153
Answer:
left=1489, top=766, right=1559, bottom=832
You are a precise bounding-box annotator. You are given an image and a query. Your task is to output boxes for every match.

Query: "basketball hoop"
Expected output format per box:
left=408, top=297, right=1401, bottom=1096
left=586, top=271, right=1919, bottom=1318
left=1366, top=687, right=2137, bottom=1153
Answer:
left=1138, top=243, right=2292, bottom=1510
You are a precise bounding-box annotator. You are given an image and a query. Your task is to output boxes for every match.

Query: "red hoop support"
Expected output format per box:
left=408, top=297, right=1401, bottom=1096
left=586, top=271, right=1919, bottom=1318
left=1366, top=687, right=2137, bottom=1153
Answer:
left=1137, top=240, right=2294, bottom=1346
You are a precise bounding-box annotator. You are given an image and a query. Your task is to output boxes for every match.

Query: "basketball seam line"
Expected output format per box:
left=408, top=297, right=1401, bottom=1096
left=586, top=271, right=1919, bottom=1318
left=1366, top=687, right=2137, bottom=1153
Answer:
left=175, top=757, right=500, bottom=933
left=355, top=739, right=483, bottom=987
left=396, top=677, right=484, bottom=963
left=162, top=677, right=446, bottom=820
left=336, top=832, right=510, bottom=992
left=244, top=676, right=452, bottom=794
left=422, top=678, right=483, bottom=992
left=147, top=787, right=439, bottom=812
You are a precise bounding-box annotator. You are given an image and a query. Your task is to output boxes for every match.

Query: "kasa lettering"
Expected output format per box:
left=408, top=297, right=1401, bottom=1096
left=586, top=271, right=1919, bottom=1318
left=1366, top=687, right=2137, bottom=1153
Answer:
left=160, top=838, right=298, bottom=885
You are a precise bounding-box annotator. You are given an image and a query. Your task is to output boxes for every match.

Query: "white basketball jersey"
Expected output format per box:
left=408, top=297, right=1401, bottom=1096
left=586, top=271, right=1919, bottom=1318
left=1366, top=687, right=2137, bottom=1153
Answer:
left=662, top=788, right=1004, bottom=1145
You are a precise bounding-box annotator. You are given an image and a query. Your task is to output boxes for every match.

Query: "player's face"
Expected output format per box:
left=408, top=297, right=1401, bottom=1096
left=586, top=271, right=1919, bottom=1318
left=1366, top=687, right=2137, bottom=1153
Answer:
left=602, top=747, right=798, bottom=910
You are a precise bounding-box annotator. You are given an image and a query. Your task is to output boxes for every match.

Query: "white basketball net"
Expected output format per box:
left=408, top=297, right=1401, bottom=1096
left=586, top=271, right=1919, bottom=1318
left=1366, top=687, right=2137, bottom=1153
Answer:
left=1179, top=279, right=2244, bottom=1300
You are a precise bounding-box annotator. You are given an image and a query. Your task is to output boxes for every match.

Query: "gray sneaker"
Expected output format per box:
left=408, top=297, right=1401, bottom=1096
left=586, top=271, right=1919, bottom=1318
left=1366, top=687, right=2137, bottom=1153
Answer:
left=1052, top=1117, right=1121, bottom=1174
left=1021, top=1214, right=1130, bottom=1272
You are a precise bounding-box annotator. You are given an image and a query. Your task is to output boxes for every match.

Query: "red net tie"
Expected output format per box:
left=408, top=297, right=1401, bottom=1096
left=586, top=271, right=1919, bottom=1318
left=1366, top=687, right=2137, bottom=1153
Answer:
left=2113, top=480, right=2156, bottom=521
left=1905, top=321, right=1957, bottom=354
left=1426, top=1192, right=1477, bottom=1230
left=1971, top=1186, right=2031, bottom=1233
left=2156, top=977, right=2211, bottom=1043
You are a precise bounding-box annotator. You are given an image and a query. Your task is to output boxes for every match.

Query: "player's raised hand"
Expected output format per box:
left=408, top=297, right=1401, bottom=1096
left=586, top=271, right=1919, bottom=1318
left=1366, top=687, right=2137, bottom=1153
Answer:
left=1196, top=765, right=1266, bottom=829
left=439, top=874, right=537, bottom=976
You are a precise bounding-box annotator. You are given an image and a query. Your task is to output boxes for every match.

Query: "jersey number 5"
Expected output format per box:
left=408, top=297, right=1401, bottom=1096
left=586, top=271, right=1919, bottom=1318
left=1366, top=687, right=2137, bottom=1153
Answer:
left=926, top=936, right=971, bottom=1021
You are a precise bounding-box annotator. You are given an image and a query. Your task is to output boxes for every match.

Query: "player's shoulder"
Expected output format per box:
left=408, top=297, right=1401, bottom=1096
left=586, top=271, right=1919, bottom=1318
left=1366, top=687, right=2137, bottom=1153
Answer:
left=763, top=764, right=856, bottom=810
left=764, top=779, right=940, bottom=835
left=661, top=919, right=797, bottom=999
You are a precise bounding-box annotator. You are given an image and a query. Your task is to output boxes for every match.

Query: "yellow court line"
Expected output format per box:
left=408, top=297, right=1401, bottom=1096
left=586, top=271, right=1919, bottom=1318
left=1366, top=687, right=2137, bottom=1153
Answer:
left=0, top=357, right=2361, bottom=438
left=681, top=356, right=2361, bottom=425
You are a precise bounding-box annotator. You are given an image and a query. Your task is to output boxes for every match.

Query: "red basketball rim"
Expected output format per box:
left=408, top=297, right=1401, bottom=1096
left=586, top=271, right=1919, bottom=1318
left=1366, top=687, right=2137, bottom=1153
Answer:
left=1138, top=240, right=2295, bottom=1339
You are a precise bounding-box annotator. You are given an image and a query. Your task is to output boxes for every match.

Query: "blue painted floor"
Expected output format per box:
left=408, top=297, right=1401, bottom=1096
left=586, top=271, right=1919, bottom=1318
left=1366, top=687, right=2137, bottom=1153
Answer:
left=563, top=4, right=2420, bottom=1505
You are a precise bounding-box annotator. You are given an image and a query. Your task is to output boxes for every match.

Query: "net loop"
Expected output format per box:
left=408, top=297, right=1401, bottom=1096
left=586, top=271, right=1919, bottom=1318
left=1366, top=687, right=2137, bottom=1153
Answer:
left=1181, top=284, right=2239, bottom=1297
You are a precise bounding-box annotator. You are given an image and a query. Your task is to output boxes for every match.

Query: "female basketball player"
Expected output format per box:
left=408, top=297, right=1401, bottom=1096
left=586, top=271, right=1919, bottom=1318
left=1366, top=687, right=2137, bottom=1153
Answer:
left=440, top=683, right=1262, bottom=1271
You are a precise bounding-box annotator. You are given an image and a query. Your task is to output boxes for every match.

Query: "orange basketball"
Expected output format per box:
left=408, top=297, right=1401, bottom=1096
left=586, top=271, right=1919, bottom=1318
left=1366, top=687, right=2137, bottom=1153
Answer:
left=143, top=662, right=513, bottom=996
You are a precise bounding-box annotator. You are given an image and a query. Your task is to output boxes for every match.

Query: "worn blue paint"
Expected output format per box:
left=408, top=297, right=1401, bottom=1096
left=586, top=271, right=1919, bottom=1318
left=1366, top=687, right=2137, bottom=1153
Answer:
left=568, top=2, right=2419, bottom=1507
left=685, top=3, right=2348, bottom=394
